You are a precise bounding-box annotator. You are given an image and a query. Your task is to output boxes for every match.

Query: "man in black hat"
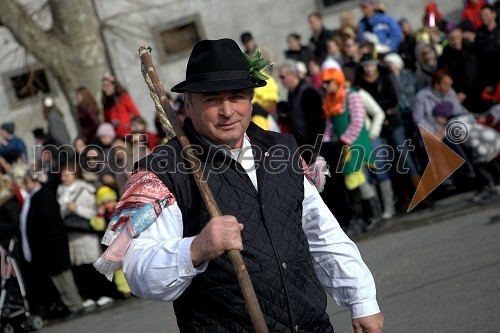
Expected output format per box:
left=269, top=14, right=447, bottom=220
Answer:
left=0, top=122, right=27, bottom=164
left=105, top=38, right=383, bottom=332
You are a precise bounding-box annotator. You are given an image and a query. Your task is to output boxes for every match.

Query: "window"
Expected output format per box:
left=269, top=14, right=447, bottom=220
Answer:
left=153, top=15, right=204, bottom=63
left=2, top=67, right=53, bottom=108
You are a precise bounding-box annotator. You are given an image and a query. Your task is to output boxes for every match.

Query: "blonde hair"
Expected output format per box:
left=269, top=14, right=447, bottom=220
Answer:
left=0, top=175, right=13, bottom=207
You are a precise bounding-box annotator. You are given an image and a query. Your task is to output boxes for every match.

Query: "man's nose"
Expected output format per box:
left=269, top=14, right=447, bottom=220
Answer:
left=220, top=100, right=234, bottom=117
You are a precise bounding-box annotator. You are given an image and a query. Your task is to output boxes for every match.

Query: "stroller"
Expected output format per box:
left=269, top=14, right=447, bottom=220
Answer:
left=0, top=238, right=43, bottom=333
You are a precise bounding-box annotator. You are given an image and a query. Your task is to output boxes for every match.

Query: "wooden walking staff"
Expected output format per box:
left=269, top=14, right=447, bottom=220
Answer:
left=138, top=45, right=269, bottom=333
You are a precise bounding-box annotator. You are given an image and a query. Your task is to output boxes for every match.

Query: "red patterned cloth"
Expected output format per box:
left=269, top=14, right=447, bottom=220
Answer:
left=94, top=171, right=175, bottom=280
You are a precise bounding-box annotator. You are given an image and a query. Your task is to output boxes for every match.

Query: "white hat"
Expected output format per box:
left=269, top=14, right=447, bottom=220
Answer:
left=384, top=53, right=404, bottom=71
left=363, top=32, right=391, bottom=55
left=321, top=57, right=342, bottom=71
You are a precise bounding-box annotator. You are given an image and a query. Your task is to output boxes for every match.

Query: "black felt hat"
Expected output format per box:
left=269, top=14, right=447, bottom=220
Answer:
left=171, top=38, right=266, bottom=93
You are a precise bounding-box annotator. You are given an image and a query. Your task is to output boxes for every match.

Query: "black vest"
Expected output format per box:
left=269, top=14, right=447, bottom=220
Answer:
left=138, top=119, right=333, bottom=333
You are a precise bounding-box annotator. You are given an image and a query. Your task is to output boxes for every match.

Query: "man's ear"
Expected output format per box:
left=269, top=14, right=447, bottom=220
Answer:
left=184, top=96, right=192, bottom=117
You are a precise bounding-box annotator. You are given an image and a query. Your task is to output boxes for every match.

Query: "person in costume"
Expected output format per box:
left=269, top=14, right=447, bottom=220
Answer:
left=95, top=38, right=383, bottom=333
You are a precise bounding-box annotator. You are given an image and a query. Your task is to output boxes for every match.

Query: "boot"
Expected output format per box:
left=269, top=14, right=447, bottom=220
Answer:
left=364, top=197, right=383, bottom=232
left=379, top=180, right=396, bottom=220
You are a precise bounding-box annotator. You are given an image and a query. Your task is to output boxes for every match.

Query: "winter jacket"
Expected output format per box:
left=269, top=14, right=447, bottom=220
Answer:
left=103, top=93, right=140, bottom=138
left=57, top=180, right=100, bottom=266
left=358, top=13, right=403, bottom=52
left=77, top=106, right=100, bottom=143
left=412, top=86, right=464, bottom=134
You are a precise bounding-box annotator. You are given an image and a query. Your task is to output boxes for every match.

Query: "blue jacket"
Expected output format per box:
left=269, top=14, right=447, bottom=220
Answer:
left=358, top=13, right=403, bottom=52
left=0, top=136, right=26, bottom=163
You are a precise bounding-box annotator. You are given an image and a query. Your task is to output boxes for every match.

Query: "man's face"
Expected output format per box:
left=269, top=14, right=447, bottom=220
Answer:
left=401, top=22, right=412, bottom=35
left=360, top=3, right=375, bottom=17
left=434, top=75, right=453, bottom=95
left=0, top=129, right=7, bottom=139
left=24, top=178, right=37, bottom=192
left=244, top=40, right=256, bottom=52
left=186, top=90, right=253, bottom=149
left=480, top=8, right=496, bottom=26
left=308, top=16, right=322, bottom=33
left=362, top=63, right=378, bottom=77
left=343, top=38, right=358, bottom=57
left=447, top=29, right=462, bottom=50
left=287, top=37, right=300, bottom=51
left=279, top=68, right=298, bottom=91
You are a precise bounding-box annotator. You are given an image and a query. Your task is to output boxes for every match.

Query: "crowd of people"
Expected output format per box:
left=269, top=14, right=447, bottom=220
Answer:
left=0, top=0, right=499, bottom=325
left=258, top=0, right=500, bottom=233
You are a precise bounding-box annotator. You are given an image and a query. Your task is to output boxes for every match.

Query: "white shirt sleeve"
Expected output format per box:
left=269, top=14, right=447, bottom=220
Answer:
left=302, top=176, right=380, bottom=319
left=122, top=201, right=208, bottom=301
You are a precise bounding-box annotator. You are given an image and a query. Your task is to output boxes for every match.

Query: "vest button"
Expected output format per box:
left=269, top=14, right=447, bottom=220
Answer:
left=184, top=268, right=190, bottom=274
left=294, top=324, right=299, bottom=331
left=282, top=262, right=287, bottom=269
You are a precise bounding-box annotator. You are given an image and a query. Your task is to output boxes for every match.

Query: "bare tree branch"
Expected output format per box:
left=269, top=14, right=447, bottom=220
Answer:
left=0, top=0, right=67, bottom=66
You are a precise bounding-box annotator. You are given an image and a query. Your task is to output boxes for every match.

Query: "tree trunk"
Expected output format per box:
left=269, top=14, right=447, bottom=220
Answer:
left=0, top=0, right=106, bottom=122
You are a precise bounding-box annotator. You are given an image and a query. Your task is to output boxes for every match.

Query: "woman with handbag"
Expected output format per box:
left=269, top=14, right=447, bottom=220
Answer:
left=57, top=163, right=116, bottom=309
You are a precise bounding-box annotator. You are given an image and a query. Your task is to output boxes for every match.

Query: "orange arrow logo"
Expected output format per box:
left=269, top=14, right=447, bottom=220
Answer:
left=407, top=125, right=465, bottom=212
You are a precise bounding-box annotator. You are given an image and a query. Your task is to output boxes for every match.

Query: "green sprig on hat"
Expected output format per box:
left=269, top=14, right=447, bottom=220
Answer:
left=243, top=50, right=270, bottom=84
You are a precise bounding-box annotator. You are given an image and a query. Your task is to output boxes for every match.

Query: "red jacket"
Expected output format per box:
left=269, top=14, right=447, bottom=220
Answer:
left=103, top=93, right=140, bottom=138
left=462, top=0, right=486, bottom=30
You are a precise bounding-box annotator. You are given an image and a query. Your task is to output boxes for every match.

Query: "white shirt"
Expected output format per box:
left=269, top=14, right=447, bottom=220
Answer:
left=20, top=185, right=41, bottom=262
left=123, top=137, right=380, bottom=319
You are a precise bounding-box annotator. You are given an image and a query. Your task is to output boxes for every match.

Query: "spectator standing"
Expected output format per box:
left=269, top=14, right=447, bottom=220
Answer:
left=473, top=5, right=500, bottom=96
left=56, top=164, right=115, bottom=309
left=357, top=0, right=402, bottom=53
left=279, top=60, right=325, bottom=156
left=240, top=32, right=258, bottom=58
left=75, top=86, right=100, bottom=144
left=308, top=12, right=336, bottom=60
left=20, top=171, right=83, bottom=319
left=462, top=0, right=488, bottom=30
left=459, top=19, right=477, bottom=46
left=343, top=67, right=395, bottom=220
left=398, top=18, right=417, bottom=71
left=438, top=26, right=479, bottom=111
left=42, top=97, right=71, bottom=147
left=321, top=68, right=382, bottom=228
left=415, top=43, right=438, bottom=89
left=101, top=72, right=140, bottom=138
left=341, top=35, right=361, bottom=70
left=0, top=122, right=26, bottom=164
left=284, top=33, right=313, bottom=66
left=356, top=52, right=421, bottom=210
left=0, top=174, right=22, bottom=248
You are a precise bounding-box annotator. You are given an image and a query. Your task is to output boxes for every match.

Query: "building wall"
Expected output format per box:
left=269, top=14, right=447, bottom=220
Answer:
left=0, top=0, right=462, bottom=158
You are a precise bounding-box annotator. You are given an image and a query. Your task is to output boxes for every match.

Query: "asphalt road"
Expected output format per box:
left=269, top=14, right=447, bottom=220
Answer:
left=38, top=204, right=500, bottom=333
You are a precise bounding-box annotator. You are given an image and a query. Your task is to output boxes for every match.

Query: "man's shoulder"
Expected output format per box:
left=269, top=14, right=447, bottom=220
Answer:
left=375, top=12, right=397, bottom=24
